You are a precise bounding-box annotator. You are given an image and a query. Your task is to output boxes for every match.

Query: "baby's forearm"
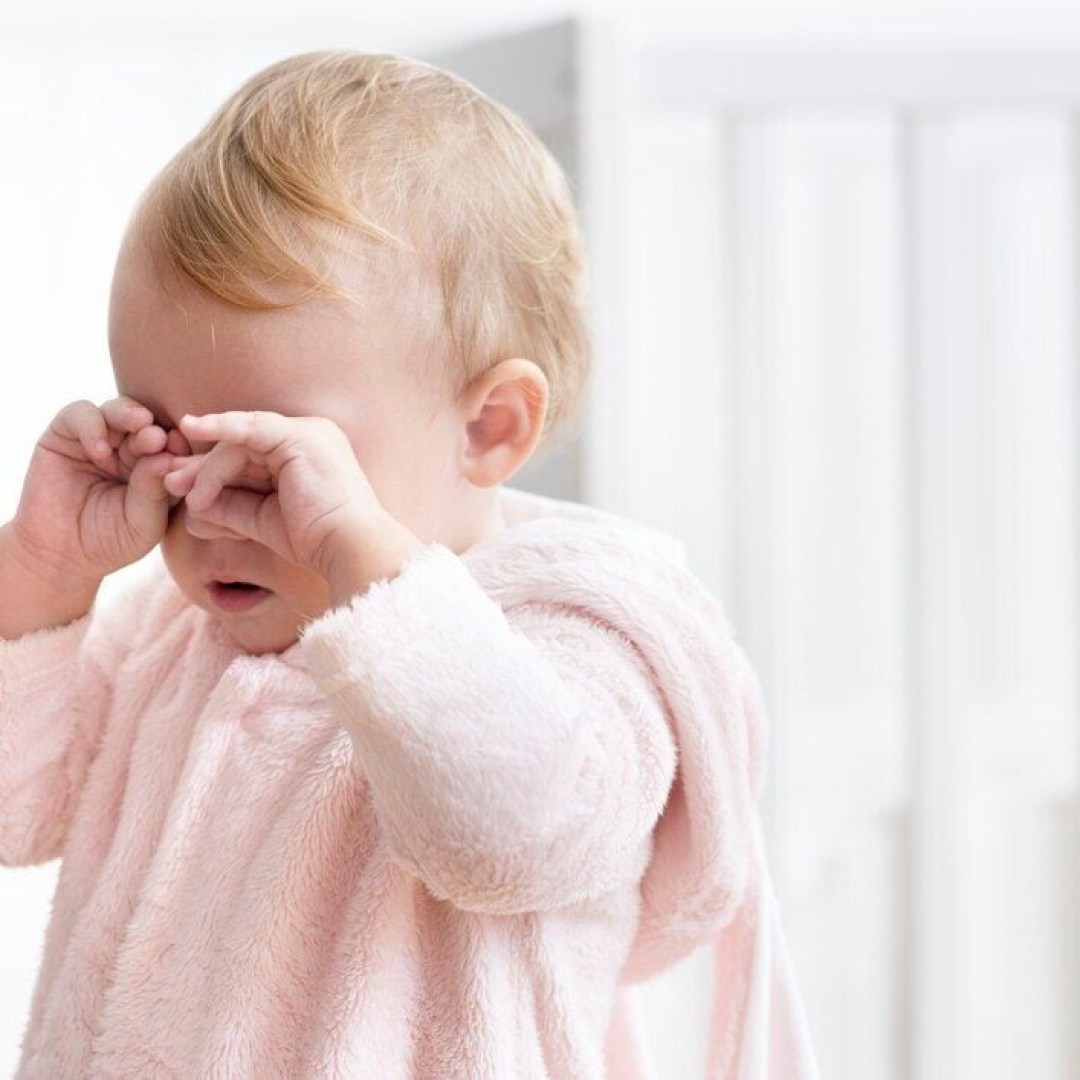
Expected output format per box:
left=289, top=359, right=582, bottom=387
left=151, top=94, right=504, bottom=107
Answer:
left=0, top=521, right=100, bottom=639
left=298, top=543, right=678, bottom=914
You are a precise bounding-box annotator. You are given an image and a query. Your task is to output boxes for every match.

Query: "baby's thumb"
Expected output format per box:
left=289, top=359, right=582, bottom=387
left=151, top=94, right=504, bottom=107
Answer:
left=125, top=453, right=177, bottom=543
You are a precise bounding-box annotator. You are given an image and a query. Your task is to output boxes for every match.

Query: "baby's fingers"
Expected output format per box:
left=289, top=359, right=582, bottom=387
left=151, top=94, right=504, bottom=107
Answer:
left=164, top=426, right=194, bottom=457
left=162, top=455, right=201, bottom=497
left=125, top=452, right=181, bottom=537
left=89, top=424, right=169, bottom=480
left=50, top=399, right=113, bottom=462
left=99, top=395, right=154, bottom=435
left=51, top=396, right=166, bottom=474
left=182, top=443, right=253, bottom=512
left=114, top=424, right=168, bottom=473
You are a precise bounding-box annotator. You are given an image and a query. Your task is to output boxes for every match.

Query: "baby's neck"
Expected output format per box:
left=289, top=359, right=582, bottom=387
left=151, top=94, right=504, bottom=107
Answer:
left=451, top=491, right=507, bottom=555
left=477, top=495, right=508, bottom=544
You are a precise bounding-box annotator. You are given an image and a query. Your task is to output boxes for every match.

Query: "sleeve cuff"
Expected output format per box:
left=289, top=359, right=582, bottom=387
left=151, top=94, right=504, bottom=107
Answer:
left=0, top=607, right=95, bottom=690
left=294, top=541, right=476, bottom=698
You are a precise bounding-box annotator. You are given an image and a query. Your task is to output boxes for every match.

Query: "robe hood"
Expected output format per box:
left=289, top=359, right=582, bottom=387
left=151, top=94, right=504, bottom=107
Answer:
left=465, top=484, right=821, bottom=1079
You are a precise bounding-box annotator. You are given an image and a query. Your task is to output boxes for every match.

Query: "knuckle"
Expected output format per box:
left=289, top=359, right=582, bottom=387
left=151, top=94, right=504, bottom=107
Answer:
left=63, top=399, right=95, bottom=423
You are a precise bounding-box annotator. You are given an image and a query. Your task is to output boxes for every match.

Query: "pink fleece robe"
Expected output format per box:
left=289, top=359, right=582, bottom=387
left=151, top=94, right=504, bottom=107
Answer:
left=0, top=484, right=819, bottom=1078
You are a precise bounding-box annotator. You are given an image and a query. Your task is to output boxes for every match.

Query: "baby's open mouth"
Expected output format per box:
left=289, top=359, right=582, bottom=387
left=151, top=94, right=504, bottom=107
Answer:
left=208, top=580, right=272, bottom=612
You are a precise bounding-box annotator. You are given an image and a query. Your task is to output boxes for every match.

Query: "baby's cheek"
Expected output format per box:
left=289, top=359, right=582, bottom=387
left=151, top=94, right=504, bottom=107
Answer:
left=159, top=514, right=203, bottom=598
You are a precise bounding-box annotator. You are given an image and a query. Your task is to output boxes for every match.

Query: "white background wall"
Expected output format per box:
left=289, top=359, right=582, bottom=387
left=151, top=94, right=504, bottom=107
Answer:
left=2, top=3, right=1078, bottom=1078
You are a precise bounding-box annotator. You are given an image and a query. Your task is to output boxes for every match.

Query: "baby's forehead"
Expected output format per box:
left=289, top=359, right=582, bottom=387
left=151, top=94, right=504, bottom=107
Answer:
left=113, top=253, right=448, bottom=423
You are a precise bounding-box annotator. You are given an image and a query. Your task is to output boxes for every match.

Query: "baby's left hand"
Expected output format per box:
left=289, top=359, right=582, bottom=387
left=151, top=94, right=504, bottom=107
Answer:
left=164, top=411, right=413, bottom=589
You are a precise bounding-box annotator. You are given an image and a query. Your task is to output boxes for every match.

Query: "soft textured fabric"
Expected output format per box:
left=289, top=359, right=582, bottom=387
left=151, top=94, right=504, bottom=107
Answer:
left=0, top=483, right=819, bottom=1078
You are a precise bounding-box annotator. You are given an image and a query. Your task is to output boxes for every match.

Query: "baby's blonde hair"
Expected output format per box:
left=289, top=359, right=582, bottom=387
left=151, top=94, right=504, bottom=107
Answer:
left=135, top=49, right=592, bottom=454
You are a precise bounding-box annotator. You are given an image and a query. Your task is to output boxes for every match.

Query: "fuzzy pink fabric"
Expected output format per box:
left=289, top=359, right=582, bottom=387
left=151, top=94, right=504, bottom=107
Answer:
left=0, top=484, right=819, bottom=1078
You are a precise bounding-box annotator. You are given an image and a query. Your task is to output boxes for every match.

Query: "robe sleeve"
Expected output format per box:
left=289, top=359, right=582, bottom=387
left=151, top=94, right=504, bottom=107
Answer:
left=0, top=583, right=131, bottom=867
left=295, top=542, right=678, bottom=915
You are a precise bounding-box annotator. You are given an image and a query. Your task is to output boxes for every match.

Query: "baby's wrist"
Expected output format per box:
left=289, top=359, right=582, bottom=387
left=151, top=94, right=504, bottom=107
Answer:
left=320, top=513, right=426, bottom=608
left=0, top=522, right=101, bottom=637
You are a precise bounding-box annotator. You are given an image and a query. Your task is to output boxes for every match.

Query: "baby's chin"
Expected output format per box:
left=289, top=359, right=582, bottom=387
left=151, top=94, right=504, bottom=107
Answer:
left=214, top=614, right=300, bottom=657
left=196, top=590, right=300, bottom=655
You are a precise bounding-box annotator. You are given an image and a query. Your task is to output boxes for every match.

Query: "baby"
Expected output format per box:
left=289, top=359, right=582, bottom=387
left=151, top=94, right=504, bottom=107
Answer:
left=0, top=51, right=819, bottom=1079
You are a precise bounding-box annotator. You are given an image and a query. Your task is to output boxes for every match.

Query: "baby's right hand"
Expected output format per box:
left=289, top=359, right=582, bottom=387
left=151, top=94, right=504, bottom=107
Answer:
left=7, top=396, right=192, bottom=588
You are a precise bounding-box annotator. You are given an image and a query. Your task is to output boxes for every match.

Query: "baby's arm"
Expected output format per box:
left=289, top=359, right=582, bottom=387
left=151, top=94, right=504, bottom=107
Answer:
left=0, top=524, right=126, bottom=867
left=296, top=543, right=678, bottom=915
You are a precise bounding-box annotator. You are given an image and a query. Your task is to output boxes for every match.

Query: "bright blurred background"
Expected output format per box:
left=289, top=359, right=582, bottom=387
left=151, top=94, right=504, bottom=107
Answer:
left=2, top=2, right=1078, bottom=1077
